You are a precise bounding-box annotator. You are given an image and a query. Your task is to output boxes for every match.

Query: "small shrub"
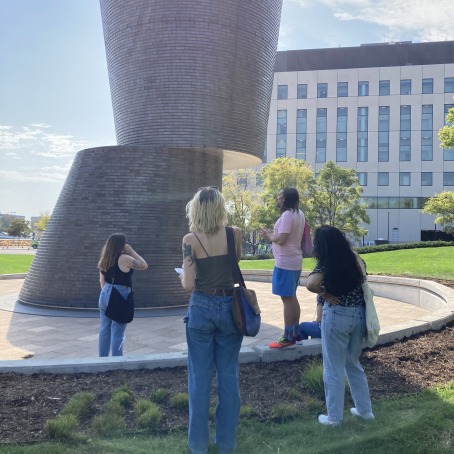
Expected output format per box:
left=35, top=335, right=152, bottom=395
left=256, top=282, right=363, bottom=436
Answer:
left=91, top=412, right=125, bottom=436
left=303, top=359, right=325, bottom=400
left=134, top=399, right=162, bottom=429
left=287, top=388, right=304, bottom=401
left=150, top=388, right=170, bottom=403
left=60, top=392, right=96, bottom=420
left=240, top=405, right=256, bottom=418
left=303, top=396, right=325, bottom=415
left=271, top=403, right=300, bottom=421
left=170, top=392, right=189, bottom=411
left=104, top=400, right=125, bottom=416
left=45, top=414, right=78, bottom=440
left=111, top=385, right=133, bottom=408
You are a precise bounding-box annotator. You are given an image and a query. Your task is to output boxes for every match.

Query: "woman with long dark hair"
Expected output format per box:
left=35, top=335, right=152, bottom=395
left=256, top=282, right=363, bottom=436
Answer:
left=97, top=233, right=148, bottom=357
left=306, top=225, right=374, bottom=426
left=180, top=186, right=243, bottom=454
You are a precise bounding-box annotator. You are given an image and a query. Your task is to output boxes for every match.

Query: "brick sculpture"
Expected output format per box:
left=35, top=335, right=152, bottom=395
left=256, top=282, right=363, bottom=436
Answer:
left=19, top=0, right=282, bottom=309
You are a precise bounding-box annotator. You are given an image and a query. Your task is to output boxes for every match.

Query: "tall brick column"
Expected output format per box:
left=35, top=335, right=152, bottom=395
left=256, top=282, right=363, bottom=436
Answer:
left=19, top=0, right=282, bottom=309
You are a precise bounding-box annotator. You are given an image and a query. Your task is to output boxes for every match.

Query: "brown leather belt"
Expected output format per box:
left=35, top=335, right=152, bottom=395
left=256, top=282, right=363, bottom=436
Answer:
left=197, top=288, right=234, bottom=297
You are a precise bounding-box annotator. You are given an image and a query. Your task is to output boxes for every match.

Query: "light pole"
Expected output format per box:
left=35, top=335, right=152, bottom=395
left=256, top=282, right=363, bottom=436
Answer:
left=387, top=212, right=390, bottom=242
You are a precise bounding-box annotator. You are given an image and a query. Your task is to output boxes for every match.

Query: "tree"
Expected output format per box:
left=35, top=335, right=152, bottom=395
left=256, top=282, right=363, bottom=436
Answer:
left=307, top=161, right=370, bottom=240
left=439, top=103, right=454, bottom=149
left=421, top=191, right=454, bottom=234
left=35, top=211, right=51, bottom=231
left=258, top=157, right=314, bottom=228
left=6, top=218, right=30, bottom=237
left=222, top=169, right=262, bottom=249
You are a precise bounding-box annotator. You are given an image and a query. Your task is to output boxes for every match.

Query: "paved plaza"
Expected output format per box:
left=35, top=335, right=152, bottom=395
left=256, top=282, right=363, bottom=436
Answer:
left=0, top=277, right=431, bottom=362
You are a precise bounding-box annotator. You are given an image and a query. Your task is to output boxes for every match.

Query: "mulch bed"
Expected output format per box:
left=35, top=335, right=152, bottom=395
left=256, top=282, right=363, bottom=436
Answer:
left=1, top=277, right=453, bottom=444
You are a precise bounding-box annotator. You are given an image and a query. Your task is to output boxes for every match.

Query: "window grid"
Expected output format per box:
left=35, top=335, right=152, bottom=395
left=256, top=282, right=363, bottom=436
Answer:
left=296, top=109, right=307, bottom=160
left=357, top=107, right=368, bottom=162
left=276, top=110, right=287, bottom=158
left=316, top=108, right=327, bottom=163
left=400, top=105, right=411, bottom=161
left=336, top=107, right=347, bottom=162
left=421, top=105, right=433, bottom=161
left=378, top=106, right=390, bottom=162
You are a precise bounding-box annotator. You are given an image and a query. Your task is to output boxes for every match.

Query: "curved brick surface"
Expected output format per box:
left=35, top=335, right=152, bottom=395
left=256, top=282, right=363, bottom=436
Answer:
left=100, top=0, right=282, bottom=165
left=19, top=146, right=223, bottom=309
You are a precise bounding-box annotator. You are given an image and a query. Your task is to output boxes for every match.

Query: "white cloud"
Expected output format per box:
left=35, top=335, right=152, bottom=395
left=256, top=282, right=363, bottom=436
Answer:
left=0, top=169, right=66, bottom=183
left=317, top=0, right=454, bottom=42
left=0, top=124, right=86, bottom=158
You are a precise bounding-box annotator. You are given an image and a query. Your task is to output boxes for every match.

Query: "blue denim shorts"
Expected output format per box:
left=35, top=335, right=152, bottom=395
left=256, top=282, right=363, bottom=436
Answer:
left=272, top=267, right=301, bottom=297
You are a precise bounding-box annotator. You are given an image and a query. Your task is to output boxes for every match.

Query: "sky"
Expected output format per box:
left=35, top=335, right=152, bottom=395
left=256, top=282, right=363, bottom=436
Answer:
left=1, top=0, right=453, bottom=220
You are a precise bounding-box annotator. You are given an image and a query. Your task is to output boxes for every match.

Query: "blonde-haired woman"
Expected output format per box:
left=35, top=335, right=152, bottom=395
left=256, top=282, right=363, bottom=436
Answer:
left=180, top=186, right=242, bottom=454
left=97, top=233, right=148, bottom=357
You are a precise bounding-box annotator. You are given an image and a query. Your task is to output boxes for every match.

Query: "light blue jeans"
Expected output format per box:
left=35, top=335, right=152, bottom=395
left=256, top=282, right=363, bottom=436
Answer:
left=185, top=291, right=243, bottom=454
left=98, top=283, right=130, bottom=357
left=321, top=304, right=373, bottom=423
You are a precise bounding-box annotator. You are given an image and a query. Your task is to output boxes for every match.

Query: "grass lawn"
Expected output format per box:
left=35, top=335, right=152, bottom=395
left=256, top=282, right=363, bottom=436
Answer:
left=0, top=254, right=34, bottom=274
left=1, top=382, right=453, bottom=453
left=240, top=246, right=454, bottom=280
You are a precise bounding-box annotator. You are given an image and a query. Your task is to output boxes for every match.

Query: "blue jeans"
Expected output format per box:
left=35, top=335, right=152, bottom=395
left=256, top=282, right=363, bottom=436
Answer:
left=185, top=291, right=243, bottom=454
left=299, top=321, right=321, bottom=339
left=98, top=284, right=130, bottom=357
left=321, top=304, right=372, bottom=422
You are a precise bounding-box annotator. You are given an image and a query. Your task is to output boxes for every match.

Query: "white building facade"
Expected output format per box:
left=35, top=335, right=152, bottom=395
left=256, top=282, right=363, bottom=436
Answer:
left=266, top=41, right=454, bottom=243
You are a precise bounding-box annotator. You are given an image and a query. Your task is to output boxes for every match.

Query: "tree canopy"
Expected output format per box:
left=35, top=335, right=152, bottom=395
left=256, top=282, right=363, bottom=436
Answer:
left=422, top=191, right=454, bottom=234
left=307, top=161, right=370, bottom=240
left=35, top=211, right=51, bottom=231
left=6, top=218, right=30, bottom=237
left=439, top=104, right=454, bottom=149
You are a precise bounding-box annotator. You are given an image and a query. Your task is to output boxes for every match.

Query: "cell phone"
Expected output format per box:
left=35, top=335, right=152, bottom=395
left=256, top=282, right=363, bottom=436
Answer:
left=175, top=268, right=183, bottom=275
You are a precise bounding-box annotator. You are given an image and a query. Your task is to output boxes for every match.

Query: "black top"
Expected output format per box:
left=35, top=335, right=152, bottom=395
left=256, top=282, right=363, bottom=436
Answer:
left=102, top=258, right=133, bottom=287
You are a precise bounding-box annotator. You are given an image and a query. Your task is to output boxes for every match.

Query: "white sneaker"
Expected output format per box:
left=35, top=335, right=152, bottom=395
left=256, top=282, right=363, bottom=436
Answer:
left=350, top=407, right=375, bottom=421
left=318, top=414, right=339, bottom=426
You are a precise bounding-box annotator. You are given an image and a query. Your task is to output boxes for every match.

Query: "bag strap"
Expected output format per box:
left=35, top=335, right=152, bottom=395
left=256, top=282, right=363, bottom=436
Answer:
left=192, top=232, right=210, bottom=257
left=226, top=226, right=246, bottom=287
left=110, top=258, right=133, bottom=291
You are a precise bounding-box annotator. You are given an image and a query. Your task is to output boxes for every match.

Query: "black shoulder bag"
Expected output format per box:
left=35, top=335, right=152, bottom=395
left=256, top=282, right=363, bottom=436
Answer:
left=105, top=266, right=135, bottom=324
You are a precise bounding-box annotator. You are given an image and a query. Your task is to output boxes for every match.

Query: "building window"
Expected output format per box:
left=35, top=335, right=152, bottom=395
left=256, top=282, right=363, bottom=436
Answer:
left=422, top=78, right=433, bottom=94
left=297, top=84, right=307, bottom=99
left=316, top=108, right=327, bottom=162
left=317, top=83, right=328, bottom=98
left=277, top=85, right=288, bottom=100
left=276, top=110, right=287, bottom=158
left=444, top=172, right=454, bottom=185
left=400, top=105, right=411, bottom=161
left=358, top=81, right=369, bottom=96
left=445, top=77, right=454, bottom=93
left=400, top=79, right=411, bottom=95
left=357, top=172, right=367, bottom=186
left=378, top=106, right=390, bottom=162
left=379, top=80, right=390, bottom=96
left=443, top=104, right=454, bottom=161
left=378, top=172, right=389, bottom=186
left=421, top=172, right=432, bottom=186
left=337, top=82, right=348, bottom=97
left=357, top=107, right=368, bottom=162
left=296, top=109, right=307, bottom=160
left=421, top=105, right=433, bottom=161
left=336, top=107, right=347, bottom=162
left=399, top=172, right=411, bottom=186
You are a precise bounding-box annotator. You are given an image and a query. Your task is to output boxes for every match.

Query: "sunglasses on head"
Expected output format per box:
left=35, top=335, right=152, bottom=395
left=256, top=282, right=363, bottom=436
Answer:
left=198, top=186, right=219, bottom=191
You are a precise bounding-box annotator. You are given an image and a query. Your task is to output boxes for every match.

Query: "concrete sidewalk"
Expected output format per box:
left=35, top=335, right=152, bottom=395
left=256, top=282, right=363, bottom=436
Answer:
left=0, top=278, right=431, bottom=363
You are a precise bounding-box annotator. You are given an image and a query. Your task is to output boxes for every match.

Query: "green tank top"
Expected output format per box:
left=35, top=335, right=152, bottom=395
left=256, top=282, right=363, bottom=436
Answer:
left=194, top=255, right=234, bottom=292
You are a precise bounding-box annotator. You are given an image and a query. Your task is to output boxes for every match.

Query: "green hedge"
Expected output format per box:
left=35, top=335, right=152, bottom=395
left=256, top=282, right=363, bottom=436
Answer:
left=354, top=240, right=454, bottom=255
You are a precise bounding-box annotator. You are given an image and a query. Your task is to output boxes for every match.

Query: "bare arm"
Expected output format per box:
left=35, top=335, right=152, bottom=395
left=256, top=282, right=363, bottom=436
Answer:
left=180, top=234, right=196, bottom=291
left=306, top=272, right=339, bottom=305
left=315, top=300, right=323, bottom=323
left=259, top=227, right=289, bottom=246
left=99, top=272, right=105, bottom=289
left=118, top=244, right=148, bottom=272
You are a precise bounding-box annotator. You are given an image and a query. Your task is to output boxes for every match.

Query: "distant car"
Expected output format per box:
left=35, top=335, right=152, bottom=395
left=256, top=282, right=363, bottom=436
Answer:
left=31, top=241, right=39, bottom=249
